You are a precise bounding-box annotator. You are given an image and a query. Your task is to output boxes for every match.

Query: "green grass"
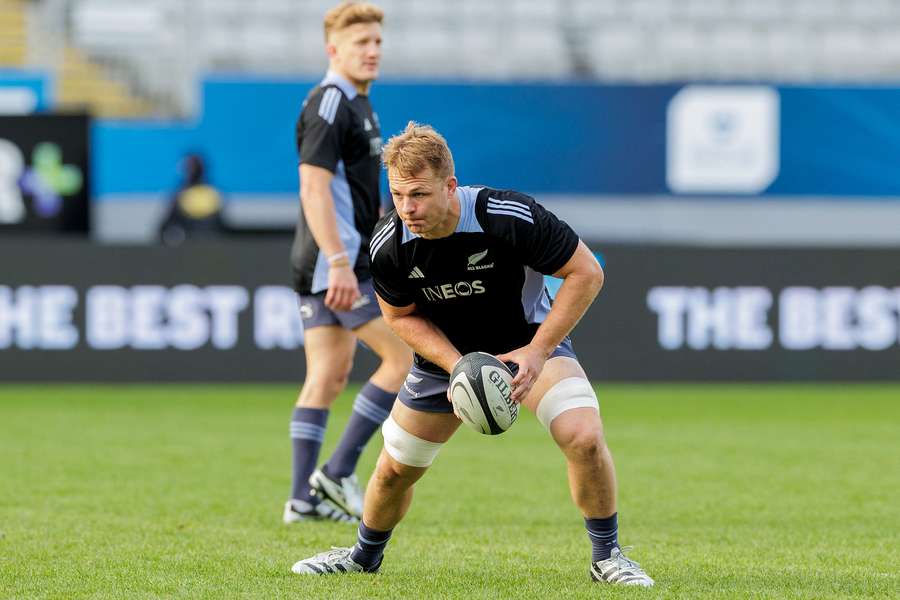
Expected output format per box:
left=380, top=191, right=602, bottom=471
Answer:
left=1, top=384, right=898, bottom=599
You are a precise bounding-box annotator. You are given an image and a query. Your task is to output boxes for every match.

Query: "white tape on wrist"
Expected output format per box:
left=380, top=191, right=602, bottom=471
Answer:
left=326, top=250, right=349, bottom=264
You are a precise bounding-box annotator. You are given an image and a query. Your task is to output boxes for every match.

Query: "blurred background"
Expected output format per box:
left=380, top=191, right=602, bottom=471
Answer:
left=2, top=0, right=900, bottom=382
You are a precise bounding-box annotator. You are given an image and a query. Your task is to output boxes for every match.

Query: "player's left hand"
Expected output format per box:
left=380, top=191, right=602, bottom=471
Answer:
left=496, top=344, right=547, bottom=403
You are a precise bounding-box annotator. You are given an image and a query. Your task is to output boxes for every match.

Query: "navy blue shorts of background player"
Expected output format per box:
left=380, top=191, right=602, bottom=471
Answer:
left=398, top=337, right=578, bottom=413
left=298, top=278, right=382, bottom=331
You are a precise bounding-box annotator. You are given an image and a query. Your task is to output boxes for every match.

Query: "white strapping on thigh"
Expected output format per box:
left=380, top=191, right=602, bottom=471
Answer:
left=381, top=414, right=444, bottom=468
left=535, top=377, right=599, bottom=429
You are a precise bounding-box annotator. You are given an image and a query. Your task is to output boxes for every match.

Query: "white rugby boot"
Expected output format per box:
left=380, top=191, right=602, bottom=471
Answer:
left=282, top=499, right=358, bottom=525
left=292, top=546, right=380, bottom=575
left=590, top=547, right=655, bottom=587
left=309, top=468, right=364, bottom=518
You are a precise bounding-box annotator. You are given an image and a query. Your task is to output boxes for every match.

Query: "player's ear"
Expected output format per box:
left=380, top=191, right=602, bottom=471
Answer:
left=325, top=33, right=339, bottom=60
left=446, top=176, right=458, bottom=197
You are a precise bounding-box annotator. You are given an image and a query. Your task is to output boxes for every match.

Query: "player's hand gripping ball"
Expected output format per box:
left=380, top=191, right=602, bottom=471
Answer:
left=449, top=352, right=517, bottom=435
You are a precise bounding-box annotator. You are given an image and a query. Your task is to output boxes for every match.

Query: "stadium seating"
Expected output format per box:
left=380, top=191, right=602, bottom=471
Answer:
left=12, top=0, right=900, bottom=116
left=0, top=0, right=28, bottom=67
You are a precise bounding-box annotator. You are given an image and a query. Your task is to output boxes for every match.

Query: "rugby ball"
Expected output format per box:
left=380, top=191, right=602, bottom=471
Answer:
left=449, top=352, right=517, bottom=435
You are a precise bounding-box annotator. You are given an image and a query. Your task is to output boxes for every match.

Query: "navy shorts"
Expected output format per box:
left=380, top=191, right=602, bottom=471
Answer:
left=297, top=279, right=382, bottom=331
left=398, top=337, right=578, bottom=413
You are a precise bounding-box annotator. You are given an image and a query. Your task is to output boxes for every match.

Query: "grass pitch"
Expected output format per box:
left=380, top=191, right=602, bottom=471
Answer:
left=1, top=384, right=898, bottom=599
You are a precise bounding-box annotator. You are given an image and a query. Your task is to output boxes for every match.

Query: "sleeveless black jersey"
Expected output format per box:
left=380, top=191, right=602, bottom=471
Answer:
left=291, top=71, right=383, bottom=295
left=369, top=186, right=580, bottom=375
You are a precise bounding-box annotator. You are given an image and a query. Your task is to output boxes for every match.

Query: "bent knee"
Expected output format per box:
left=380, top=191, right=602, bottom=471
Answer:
left=375, top=453, right=420, bottom=485
left=382, top=347, right=413, bottom=376
left=378, top=366, right=412, bottom=390
left=309, top=360, right=353, bottom=390
left=558, top=425, right=607, bottom=461
left=304, top=373, right=350, bottom=399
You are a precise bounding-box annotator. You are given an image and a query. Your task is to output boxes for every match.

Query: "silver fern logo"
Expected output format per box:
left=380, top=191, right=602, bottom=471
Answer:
left=467, top=249, right=493, bottom=271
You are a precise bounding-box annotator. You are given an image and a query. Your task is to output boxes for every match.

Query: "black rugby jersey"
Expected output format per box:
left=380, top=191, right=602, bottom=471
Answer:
left=291, top=71, right=383, bottom=295
left=370, top=186, right=580, bottom=375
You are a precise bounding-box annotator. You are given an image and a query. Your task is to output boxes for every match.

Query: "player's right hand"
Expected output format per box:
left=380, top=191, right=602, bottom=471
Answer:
left=325, top=265, right=361, bottom=311
left=496, top=344, right=546, bottom=404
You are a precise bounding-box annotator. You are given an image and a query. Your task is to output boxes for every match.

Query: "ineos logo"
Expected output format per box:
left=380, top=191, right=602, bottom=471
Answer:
left=421, top=280, right=485, bottom=302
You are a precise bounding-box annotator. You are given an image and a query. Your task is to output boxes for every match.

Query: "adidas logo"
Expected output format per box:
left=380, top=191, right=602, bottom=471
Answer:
left=408, top=266, right=425, bottom=279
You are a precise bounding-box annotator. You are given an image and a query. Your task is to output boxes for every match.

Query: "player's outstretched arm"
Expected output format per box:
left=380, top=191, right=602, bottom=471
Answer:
left=498, top=241, right=603, bottom=401
left=300, top=163, right=360, bottom=311
left=376, top=295, right=462, bottom=374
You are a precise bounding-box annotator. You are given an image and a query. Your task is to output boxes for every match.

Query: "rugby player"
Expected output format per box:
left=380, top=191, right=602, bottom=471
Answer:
left=291, top=123, right=654, bottom=586
left=285, top=1, right=412, bottom=524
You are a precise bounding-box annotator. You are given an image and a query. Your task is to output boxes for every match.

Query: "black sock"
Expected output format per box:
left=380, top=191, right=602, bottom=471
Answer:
left=325, top=382, right=395, bottom=478
left=289, top=407, right=329, bottom=502
left=350, top=521, right=392, bottom=571
left=585, top=513, right=618, bottom=562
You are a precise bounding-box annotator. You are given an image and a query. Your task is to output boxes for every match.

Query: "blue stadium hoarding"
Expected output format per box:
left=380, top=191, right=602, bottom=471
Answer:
left=0, top=70, right=50, bottom=113
left=92, top=79, right=900, bottom=200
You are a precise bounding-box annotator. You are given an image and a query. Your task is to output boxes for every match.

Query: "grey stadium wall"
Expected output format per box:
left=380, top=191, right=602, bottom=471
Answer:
left=1, top=239, right=899, bottom=382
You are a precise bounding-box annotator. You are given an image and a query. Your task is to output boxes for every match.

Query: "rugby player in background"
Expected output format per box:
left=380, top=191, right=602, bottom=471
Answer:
left=285, top=1, right=411, bottom=525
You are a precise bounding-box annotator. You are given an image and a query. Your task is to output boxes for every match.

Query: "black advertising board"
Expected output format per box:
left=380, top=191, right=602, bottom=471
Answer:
left=1, top=240, right=898, bottom=381
left=0, top=114, right=90, bottom=234
left=588, top=245, right=900, bottom=381
left=0, top=239, right=348, bottom=381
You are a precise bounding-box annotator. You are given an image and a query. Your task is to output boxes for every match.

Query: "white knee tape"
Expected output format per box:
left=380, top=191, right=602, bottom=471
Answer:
left=381, top=415, right=444, bottom=468
left=536, top=377, right=599, bottom=429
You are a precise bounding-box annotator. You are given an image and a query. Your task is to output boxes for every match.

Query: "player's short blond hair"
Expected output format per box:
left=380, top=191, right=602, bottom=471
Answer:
left=324, top=1, right=384, bottom=41
left=382, top=122, right=455, bottom=180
